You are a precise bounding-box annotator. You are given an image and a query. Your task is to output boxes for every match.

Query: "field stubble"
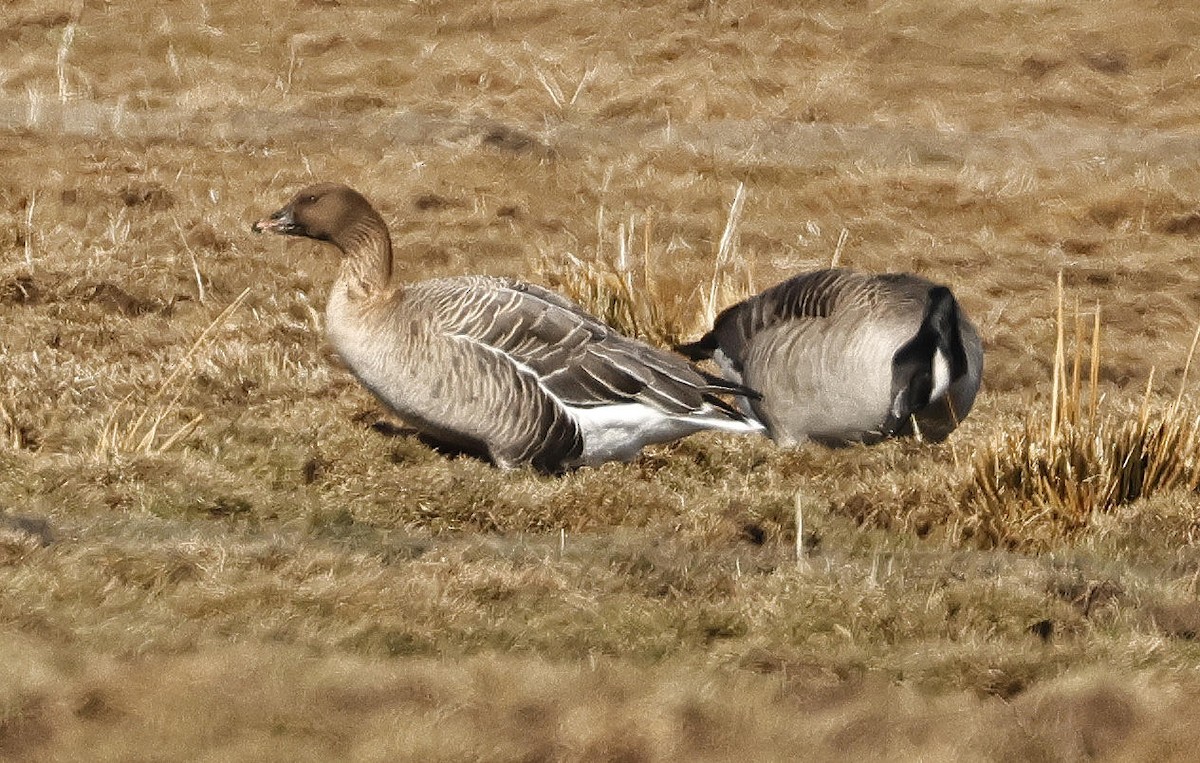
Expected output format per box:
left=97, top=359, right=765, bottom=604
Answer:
left=5, top=0, right=1200, bottom=759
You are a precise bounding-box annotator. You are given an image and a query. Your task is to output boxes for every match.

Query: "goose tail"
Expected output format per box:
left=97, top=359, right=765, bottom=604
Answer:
left=675, top=332, right=719, bottom=362
left=699, top=370, right=762, bottom=402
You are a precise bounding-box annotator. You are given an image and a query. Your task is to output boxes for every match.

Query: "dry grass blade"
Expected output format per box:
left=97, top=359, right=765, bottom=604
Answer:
left=173, top=215, right=208, bottom=303
left=641, top=209, right=658, bottom=308
left=0, top=399, right=23, bottom=450
left=830, top=227, right=849, bottom=268
left=1089, top=303, right=1101, bottom=427
left=1050, top=270, right=1065, bottom=440
left=23, top=191, right=37, bottom=270
left=1174, top=318, right=1200, bottom=412
left=701, top=181, right=753, bottom=330
left=94, top=288, right=250, bottom=460
left=793, top=491, right=807, bottom=570
left=531, top=64, right=595, bottom=111
left=56, top=1, right=84, bottom=103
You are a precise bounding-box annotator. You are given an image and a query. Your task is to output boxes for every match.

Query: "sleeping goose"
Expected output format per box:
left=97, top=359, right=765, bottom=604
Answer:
left=252, top=183, right=762, bottom=472
left=677, top=268, right=983, bottom=447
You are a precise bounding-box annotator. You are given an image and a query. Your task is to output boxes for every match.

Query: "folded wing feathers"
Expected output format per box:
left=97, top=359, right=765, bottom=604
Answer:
left=698, top=270, right=883, bottom=368
left=763, top=269, right=852, bottom=325
left=442, top=279, right=749, bottom=420
left=460, top=335, right=586, bottom=468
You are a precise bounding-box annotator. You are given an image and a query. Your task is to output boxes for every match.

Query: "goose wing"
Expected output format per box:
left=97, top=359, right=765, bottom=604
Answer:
left=678, top=269, right=859, bottom=366
left=722, top=268, right=876, bottom=337
left=431, top=277, right=751, bottom=418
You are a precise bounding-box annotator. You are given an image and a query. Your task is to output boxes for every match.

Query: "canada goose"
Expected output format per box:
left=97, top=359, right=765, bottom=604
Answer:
left=252, top=183, right=762, bottom=472
left=677, top=268, right=983, bottom=447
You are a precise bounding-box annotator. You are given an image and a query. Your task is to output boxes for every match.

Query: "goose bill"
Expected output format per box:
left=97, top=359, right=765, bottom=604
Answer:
left=251, top=208, right=300, bottom=235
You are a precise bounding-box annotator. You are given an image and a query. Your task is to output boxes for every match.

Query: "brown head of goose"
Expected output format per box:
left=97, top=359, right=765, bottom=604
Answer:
left=253, top=183, right=762, bottom=472
left=677, top=268, right=983, bottom=447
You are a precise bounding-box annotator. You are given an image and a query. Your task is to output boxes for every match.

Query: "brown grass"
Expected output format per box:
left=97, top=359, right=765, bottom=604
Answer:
left=6, top=0, right=1200, bottom=758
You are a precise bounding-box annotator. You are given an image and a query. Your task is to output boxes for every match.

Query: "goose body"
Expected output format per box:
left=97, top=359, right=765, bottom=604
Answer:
left=678, top=268, right=983, bottom=447
left=253, top=183, right=761, bottom=472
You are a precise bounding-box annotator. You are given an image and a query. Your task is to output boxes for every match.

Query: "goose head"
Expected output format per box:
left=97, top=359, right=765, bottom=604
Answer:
left=252, top=183, right=376, bottom=247
left=253, top=183, right=394, bottom=289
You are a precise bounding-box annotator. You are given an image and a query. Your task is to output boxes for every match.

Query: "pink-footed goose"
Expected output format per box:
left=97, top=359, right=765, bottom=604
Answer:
left=678, top=268, right=983, bottom=447
left=252, top=183, right=762, bottom=472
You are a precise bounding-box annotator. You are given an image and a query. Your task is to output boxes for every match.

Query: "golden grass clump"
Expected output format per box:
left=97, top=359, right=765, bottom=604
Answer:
left=537, top=183, right=754, bottom=347
left=537, top=246, right=683, bottom=347
left=966, top=273, right=1200, bottom=549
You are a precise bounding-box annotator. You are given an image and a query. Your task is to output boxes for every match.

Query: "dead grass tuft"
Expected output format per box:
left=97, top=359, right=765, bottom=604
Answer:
left=93, top=288, right=249, bottom=460
left=965, top=274, right=1200, bottom=549
left=537, top=183, right=754, bottom=346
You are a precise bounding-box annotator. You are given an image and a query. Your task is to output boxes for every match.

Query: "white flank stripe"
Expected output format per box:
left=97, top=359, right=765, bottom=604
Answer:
left=930, top=349, right=952, bottom=402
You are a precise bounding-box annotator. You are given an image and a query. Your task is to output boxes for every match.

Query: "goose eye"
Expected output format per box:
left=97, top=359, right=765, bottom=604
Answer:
left=302, top=195, right=318, bottom=204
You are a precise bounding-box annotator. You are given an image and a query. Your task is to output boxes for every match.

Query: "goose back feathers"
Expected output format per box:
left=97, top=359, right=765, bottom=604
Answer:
left=253, top=183, right=762, bottom=472
left=678, top=268, right=983, bottom=447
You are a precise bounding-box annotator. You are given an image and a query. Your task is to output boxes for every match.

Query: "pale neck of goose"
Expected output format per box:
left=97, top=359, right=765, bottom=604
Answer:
left=331, top=211, right=394, bottom=296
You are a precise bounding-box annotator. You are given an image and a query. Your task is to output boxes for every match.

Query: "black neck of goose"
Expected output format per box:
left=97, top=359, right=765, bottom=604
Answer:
left=334, top=212, right=393, bottom=294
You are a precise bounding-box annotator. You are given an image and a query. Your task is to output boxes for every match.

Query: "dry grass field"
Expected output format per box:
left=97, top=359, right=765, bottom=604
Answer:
left=6, top=0, right=1200, bottom=759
